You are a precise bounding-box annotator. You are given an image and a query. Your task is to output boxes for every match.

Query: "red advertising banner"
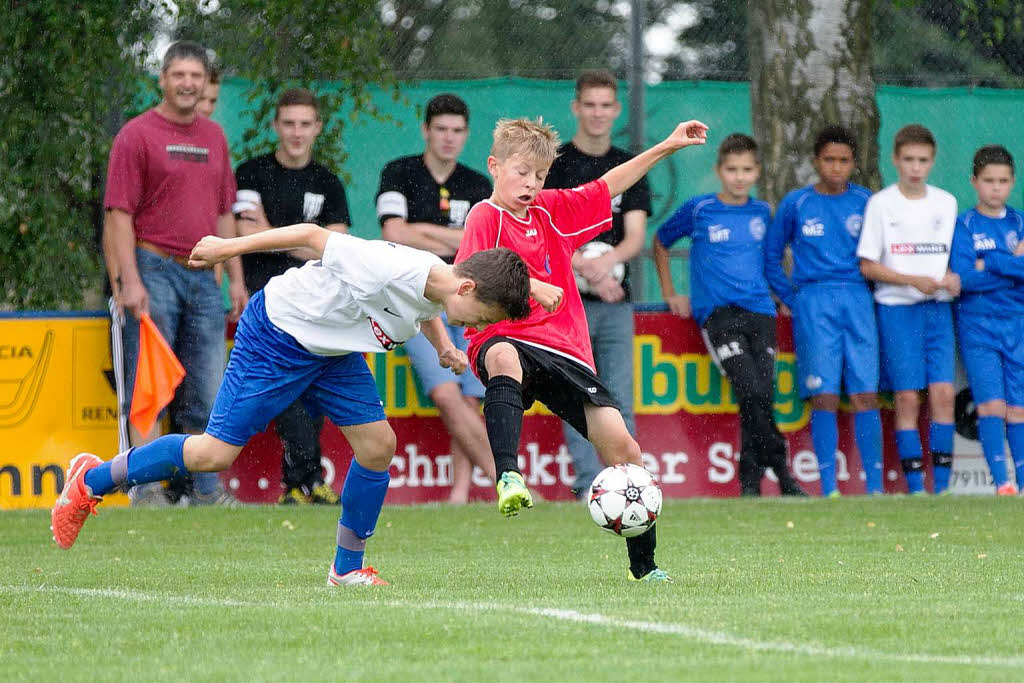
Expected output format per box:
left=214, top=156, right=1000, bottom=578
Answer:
left=223, top=311, right=911, bottom=504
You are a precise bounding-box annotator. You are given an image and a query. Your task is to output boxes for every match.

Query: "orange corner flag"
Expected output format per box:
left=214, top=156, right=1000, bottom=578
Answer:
left=130, top=313, right=186, bottom=436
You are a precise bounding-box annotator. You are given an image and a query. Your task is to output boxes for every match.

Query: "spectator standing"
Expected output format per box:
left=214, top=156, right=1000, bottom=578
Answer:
left=376, top=94, right=495, bottom=503
left=103, top=40, right=246, bottom=505
left=544, top=70, right=650, bottom=497
left=234, top=88, right=351, bottom=505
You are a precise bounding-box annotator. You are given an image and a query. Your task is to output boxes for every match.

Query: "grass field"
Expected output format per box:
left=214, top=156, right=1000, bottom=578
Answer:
left=4, top=496, right=1024, bottom=682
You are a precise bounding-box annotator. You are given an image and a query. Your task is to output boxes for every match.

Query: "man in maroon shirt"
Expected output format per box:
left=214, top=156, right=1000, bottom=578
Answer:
left=102, top=40, right=247, bottom=505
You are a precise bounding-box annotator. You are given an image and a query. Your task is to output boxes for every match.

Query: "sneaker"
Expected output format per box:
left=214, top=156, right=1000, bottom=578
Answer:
left=309, top=482, right=339, bottom=505
left=496, top=471, right=533, bottom=516
left=997, top=482, right=1018, bottom=496
left=192, top=489, right=242, bottom=507
left=628, top=568, right=673, bottom=583
left=278, top=488, right=310, bottom=505
left=51, top=453, right=103, bottom=550
left=778, top=476, right=808, bottom=497
left=327, top=565, right=389, bottom=586
left=825, top=490, right=842, bottom=499
left=129, top=482, right=171, bottom=507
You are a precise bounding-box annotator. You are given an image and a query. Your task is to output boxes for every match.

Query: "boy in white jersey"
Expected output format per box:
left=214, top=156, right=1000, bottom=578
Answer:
left=856, top=124, right=960, bottom=494
left=51, top=226, right=532, bottom=586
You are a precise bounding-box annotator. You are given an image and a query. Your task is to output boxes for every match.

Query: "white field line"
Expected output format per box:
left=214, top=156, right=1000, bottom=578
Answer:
left=3, top=585, right=1022, bottom=669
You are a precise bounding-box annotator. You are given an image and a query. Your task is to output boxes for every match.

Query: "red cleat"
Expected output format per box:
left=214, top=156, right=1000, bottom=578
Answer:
left=997, top=482, right=1018, bottom=496
left=51, top=453, right=103, bottom=549
left=327, top=565, right=389, bottom=586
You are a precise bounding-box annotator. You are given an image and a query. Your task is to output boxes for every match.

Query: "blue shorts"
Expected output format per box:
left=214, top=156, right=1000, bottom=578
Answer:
left=958, top=313, right=1024, bottom=407
left=402, top=314, right=484, bottom=398
left=205, top=291, right=386, bottom=446
left=876, top=301, right=954, bottom=391
left=792, top=282, right=878, bottom=398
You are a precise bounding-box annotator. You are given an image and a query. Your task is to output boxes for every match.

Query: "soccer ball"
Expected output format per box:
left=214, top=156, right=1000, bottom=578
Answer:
left=574, top=241, right=624, bottom=295
left=588, top=463, right=662, bottom=537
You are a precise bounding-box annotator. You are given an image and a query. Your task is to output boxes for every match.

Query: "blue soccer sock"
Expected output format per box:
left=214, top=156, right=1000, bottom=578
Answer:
left=83, top=434, right=189, bottom=497
left=977, top=416, right=1008, bottom=487
left=1006, top=422, right=1024, bottom=487
left=929, top=422, right=955, bottom=494
left=333, top=459, right=391, bottom=576
left=811, top=410, right=839, bottom=496
left=854, top=410, right=883, bottom=494
left=895, top=429, right=924, bottom=494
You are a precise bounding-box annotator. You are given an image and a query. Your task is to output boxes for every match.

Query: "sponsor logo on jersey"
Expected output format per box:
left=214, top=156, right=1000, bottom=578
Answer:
left=368, top=317, right=401, bottom=351
left=166, top=144, right=209, bottom=162
left=749, top=217, right=766, bottom=241
left=973, top=233, right=997, bottom=251
left=715, top=341, right=743, bottom=361
left=303, top=192, right=326, bottom=221
left=525, top=228, right=538, bottom=238
left=890, top=242, right=948, bottom=255
left=709, top=225, right=731, bottom=243
left=801, top=218, right=825, bottom=237
left=845, top=214, right=863, bottom=238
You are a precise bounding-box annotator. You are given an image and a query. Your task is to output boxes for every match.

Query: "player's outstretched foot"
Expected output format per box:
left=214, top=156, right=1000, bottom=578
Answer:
left=51, top=453, right=103, bottom=550
left=628, top=568, right=673, bottom=583
left=996, top=482, right=1018, bottom=496
left=496, top=471, right=533, bottom=517
left=309, top=482, right=340, bottom=505
left=327, top=565, right=389, bottom=586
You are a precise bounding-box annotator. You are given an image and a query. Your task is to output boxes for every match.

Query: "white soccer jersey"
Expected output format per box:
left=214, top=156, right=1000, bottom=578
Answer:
left=263, top=233, right=443, bottom=355
left=856, top=184, right=957, bottom=305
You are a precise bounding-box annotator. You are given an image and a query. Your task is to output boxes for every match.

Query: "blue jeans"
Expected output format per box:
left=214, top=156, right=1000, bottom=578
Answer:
left=121, top=247, right=226, bottom=496
left=562, top=299, right=636, bottom=493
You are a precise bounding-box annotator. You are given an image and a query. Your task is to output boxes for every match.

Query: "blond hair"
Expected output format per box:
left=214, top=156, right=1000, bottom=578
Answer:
left=490, top=118, right=560, bottom=164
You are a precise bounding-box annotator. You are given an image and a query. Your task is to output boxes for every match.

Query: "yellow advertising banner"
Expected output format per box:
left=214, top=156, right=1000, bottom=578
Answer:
left=0, top=314, right=128, bottom=509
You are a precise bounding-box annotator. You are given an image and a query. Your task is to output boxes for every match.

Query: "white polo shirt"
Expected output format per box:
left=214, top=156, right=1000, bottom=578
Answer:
left=856, top=184, right=957, bottom=305
left=264, top=233, right=443, bottom=355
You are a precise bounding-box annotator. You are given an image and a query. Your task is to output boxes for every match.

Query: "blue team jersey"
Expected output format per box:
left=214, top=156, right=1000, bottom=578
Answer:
left=950, top=206, right=1024, bottom=318
left=764, top=183, right=872, bottom=307
left=656, top=193, right=776, bottom=325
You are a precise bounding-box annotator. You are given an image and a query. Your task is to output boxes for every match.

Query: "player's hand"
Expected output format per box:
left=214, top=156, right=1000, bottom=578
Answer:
left=665, top=120, right=709, bottom=150
left=940, top=271, right=961, bottom=297
left=438, top=347, right=469, bottom=375
left=117, top=277, right=149, bottom=319
left=909, top=275, right=940, bottom=295
left=189, top=236, right=233, bottom=268
left=778, top=303, right=792, bottom=317
left=227, top=280, right=249, bottom=323
left=665, top=294, right=692, bottom=318
left=1016, top=241, right=1024, bottom=256
left=531, top=279, right=564, bottom=313
left=593, top=277, right=625, bottom=303
left=975, top=258, right=985, bottom=271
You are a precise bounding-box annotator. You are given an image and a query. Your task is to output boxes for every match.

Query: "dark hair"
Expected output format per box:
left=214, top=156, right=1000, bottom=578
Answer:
left=813, top=124, right=857, bottom=157
left=972, top=145, right=1015, bottom=177
left=575, top=69, right=618, bottom=98
left=161, top=41, right=210, bottom=74
left=275, top=88, right=320, bottom=119
left=425, top=94, right=469, bottom=125
left=717, top=133, right=759, bottom=164
left=207, top=65, right=221, bottom=85
left=453, top=248, right=531, bottom=320
left=893, top=124, right=935, bottom=155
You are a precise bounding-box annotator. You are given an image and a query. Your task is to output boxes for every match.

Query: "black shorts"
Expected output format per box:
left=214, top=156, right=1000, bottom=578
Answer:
left=476, top=336, right=618, bottom=438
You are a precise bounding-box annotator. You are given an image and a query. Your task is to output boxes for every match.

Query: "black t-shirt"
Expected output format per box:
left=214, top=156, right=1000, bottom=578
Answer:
left=376, top=155, right=491, bottom=263
left=544, top=142, right=652, bottom=299
left=235, top=153, right=350, bottom=292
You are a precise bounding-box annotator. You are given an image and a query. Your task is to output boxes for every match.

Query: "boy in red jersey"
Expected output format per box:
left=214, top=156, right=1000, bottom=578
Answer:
left=455, top=117, right=707, bottom=582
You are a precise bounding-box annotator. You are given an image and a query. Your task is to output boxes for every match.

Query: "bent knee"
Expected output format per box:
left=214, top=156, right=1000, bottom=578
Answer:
left=483, top=342, right=522, bottom=380
left=978, top=399, right=1007, bottom=417
left=183, top=434, right=240, bottom=472
left=599, top=434, right=642, bottom=466
left=355, top=430, right=397, bottom=471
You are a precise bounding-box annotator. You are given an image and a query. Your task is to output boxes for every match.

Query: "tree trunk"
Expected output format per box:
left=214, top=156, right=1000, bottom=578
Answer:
left=748, top=0, right=882, bottom=203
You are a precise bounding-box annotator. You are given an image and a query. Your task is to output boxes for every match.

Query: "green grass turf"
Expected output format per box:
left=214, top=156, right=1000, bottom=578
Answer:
left=3, top=496, right=1024, bottom=682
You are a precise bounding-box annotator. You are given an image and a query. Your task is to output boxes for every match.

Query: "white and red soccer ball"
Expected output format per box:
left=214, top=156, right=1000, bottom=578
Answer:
left=588, top=463, right=662, bottom=537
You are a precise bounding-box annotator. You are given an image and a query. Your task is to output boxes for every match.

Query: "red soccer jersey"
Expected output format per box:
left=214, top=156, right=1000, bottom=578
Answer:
left=455, top=179, right=612, bottom=372
left=104, top=109, right=235, bottom=256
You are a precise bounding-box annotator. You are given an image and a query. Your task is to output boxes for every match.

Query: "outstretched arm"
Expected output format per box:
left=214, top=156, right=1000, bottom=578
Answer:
left=189, top=223, right=330, bottom=268
left=601, top=120, right=708, bottom=198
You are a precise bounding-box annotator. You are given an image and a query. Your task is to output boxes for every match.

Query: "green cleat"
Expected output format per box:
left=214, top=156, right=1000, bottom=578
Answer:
left=628, top=568, right=673, bottom=583
left=496, top=471, right=533, bottom=517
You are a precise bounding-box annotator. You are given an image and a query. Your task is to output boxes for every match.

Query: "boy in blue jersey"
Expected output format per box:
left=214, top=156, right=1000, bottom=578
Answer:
left=857, top=124, right=960, bottom=495
left=653, top=133, right=805, bottom=496
left=950, top=145, right=1024, bottom=496
left=764, top=125, right=883, bottom=496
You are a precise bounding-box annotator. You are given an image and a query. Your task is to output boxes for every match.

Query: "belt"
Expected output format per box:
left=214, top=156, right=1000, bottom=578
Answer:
left=137, top=240, right=191, bottom=267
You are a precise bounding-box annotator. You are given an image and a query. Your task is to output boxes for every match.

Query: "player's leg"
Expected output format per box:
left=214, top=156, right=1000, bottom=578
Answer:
left=1002, top=317, right=1024, bottom=491
left=878, top=302, right=927, bottom=494
left=479, top=338, right=533, bottom=515
left=843, top=285, right=884, bottom=495
left=276, top=399, right=328, bottom=504
left=960, top=313, right=1011, bottom=492
left=923, top=301, right=957, bottom=494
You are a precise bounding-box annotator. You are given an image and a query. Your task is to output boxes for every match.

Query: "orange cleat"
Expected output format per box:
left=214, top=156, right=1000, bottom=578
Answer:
left=996, top=482, right=1019, bottom=496
left=327, top=565, right=389, bottom=586
left=51, top=453, right=103, bottom=549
